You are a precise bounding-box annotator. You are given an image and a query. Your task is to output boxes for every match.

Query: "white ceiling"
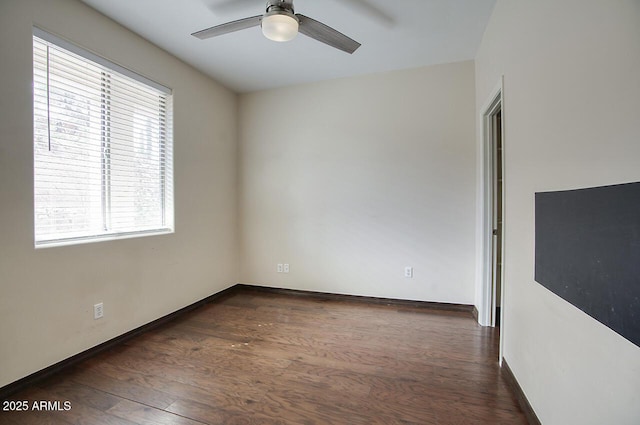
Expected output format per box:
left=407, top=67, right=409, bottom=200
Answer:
left=80, top=0, right=496, bottom=93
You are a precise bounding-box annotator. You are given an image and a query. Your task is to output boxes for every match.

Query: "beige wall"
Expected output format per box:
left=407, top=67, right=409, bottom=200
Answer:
left=239, top=61, right=476, bottom=303
left=476, top=1, right=640, bottom=423
left=0, top=0, right=239, bottom=387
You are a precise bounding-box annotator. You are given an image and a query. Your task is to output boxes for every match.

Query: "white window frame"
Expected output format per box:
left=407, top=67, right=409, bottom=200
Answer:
left=33, top=28, right=174, bottom=248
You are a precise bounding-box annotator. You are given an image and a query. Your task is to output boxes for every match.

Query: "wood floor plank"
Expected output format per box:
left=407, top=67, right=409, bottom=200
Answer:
left=0, top=387, right=138, bottom=425
left=65, top=365, right=177, bottom=410
left=251, top=387, right=373, bottom=425
left=279, top=361, right=373, bottom=398
left=38, top=379, right=122, bottom=412
left=106, top=399, right=207, bottom=425
left=1, top=287, right=528, bottom=424
left=80, top=359, right=269, bottom=409
left=164, top=398, right=251, bottom=425
left=0, top=412, right=71, bottom=425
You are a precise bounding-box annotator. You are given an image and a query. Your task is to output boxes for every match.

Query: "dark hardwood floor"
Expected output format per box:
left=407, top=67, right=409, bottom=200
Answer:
left=0, top=287, right=528, bottom=424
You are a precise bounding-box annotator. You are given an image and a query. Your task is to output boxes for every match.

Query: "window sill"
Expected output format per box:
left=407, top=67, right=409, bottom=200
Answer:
left=34, top=228, right=174, bottom=249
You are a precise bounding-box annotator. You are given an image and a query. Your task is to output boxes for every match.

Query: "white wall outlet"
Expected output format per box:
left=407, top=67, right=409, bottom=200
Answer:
left=404, top=267, right=413, bottom=278
left=277, top=264, right=283, bottom=273
left=94, top=302, right=104, bottom=319
left=283, top=264, right=290, bottom=273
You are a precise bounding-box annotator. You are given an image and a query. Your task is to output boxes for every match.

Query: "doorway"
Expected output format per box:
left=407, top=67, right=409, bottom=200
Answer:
left=491, top=109, right=503, bottom=328
left=479, top=79, right=505, bottom=359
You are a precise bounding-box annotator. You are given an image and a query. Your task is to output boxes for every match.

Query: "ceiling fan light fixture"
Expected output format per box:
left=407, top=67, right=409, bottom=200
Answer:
left=261, top=11, right=299, bottom=42
left=192, top=0, right=361, bottom=54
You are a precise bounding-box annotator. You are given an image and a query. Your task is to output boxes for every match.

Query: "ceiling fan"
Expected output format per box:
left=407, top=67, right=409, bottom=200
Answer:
left=192, top=0, right=361, bottom=54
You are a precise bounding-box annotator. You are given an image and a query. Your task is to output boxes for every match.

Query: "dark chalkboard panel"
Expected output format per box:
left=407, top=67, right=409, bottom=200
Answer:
left=535, top=182, right=640, bottom=348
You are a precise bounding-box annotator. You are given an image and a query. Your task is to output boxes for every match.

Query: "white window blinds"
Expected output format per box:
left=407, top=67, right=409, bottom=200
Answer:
left=33, top=29, right=174, bottom=247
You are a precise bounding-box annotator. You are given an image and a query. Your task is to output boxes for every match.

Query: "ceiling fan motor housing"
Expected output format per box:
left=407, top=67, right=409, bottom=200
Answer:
left=265, top=0, right=295, bottom=14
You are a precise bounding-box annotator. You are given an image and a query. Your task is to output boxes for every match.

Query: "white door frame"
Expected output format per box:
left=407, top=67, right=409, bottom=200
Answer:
left=477, top=77, right=506, bottom=360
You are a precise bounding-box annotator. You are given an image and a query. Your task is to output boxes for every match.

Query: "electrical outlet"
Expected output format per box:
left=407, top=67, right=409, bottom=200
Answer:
left=94, top=303, right=104, bottom=319
left=404, top=267, right=413, bottom=278
left=277, top=264, right=283, bottom=273
left=283, top=264, right=290, bottom=273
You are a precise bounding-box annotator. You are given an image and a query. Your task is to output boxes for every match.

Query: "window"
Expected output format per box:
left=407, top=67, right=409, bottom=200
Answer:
left=32, top=29, right=173, bottom=247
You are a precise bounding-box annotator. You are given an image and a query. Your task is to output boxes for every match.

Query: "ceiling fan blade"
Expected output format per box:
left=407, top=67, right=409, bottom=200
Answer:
left=192, top=15, right=262, bottom=39
left=296, top=14, right=361, bottom=54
